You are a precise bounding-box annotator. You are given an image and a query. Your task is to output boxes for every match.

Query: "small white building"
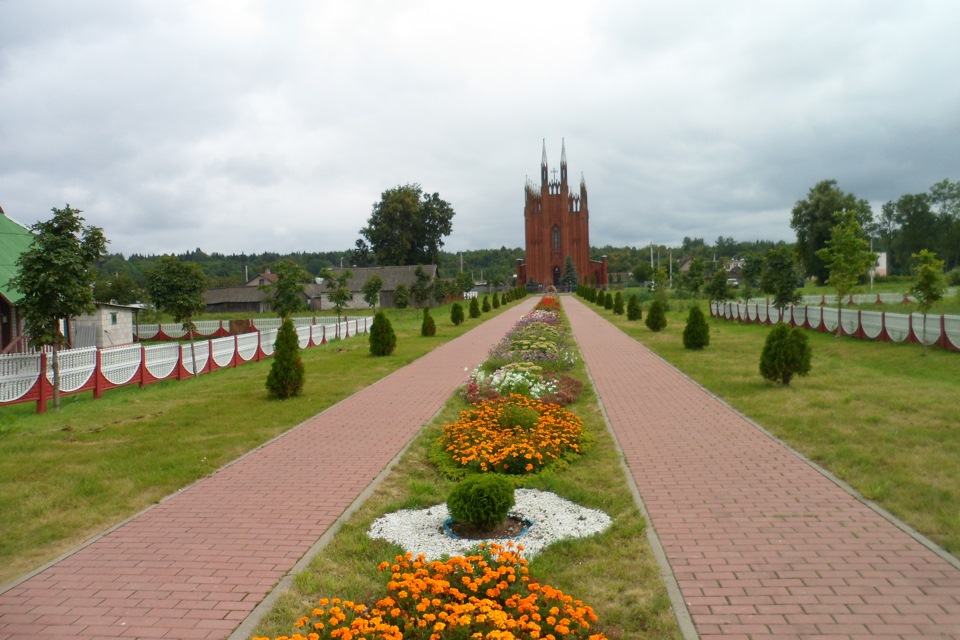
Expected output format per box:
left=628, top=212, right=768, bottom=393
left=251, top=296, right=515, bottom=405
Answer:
left=71, top=303, right=140, bottom=349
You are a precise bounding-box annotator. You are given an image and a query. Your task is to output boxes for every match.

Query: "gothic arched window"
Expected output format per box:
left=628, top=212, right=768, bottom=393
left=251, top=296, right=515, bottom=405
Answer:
left=551, top=225, right=561, bottom=249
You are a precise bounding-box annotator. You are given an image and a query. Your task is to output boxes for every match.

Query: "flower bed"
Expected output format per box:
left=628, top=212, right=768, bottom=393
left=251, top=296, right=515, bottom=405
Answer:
left=439, top=394, right=585, bottom=474
left=254, top=543, right=607, bottom=640
left=485, top=311, right=575, bottom=372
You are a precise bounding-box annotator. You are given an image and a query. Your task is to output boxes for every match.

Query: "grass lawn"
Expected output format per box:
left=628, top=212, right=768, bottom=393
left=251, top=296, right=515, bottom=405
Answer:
left=0, top=302, right=503, bottom=586
left=586, top=292, right=960, bottom=556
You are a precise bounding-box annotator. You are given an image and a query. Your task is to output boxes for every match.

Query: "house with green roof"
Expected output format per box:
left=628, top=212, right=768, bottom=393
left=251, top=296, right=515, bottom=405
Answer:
left=0, top=205, right=36, bottom=352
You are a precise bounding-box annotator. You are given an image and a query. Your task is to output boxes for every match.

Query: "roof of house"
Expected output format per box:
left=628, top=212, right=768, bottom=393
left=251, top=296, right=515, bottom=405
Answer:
left=203, top=286, right=269, bottom=305
left=319, top=265, right=437, bottom=292
left=0, top=209, right=36, bottom=304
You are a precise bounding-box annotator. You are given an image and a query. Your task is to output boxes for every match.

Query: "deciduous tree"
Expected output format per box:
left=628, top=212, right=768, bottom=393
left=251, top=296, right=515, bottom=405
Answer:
left=12, top=205, right=108, bottom=410
left=262, top=259, right=310, bottom=319
left=760, top=247, right=801, bottom=315
left=790, top=180, right=872, bottom=283
left=322, top=269, right=353, bottom=325
left=361, top=273, right=383, bottom=310
left=360, top=184, right=455, bottom=266
left=909, top=249, right=947, bottom=355
left=146, top=256, right=207, bottom=378
left=816, top=210, right=876, bottom=337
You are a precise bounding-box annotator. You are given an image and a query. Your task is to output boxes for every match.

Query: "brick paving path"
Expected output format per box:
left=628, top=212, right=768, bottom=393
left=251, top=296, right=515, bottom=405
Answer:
left=565, top=296, right=960, bottom=639
left=0, top=299, right=536, bottom=640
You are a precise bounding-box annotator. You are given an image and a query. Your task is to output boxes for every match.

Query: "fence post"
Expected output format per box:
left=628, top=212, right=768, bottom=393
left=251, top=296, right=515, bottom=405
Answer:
left=94, top=349, right=104, bottom=399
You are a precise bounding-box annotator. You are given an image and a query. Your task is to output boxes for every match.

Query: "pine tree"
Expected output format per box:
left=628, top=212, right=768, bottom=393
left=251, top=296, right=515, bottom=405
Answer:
left=760, top=324, right=812, bottom=385
left=481, top=295, right=491, bottom=312
left=469, top=296, right=481, bottom=318
left=613, top=291, right=624, bottom=315
left=451, top=302, right=465, bottom=325
left=421, top=306, right=437, bottom=336
left=646, top=299, right=667, bottom=331
left=266, top=317, right=305, bottom=398
left=627, top=294, right=642, bottom=321
left=682, top=305, right=710, bottom=350
left=369, top=311, right=397, bottom=356
left=604, top=292, right=614, bottom=310
left=492, top=292, right=500, bottom=309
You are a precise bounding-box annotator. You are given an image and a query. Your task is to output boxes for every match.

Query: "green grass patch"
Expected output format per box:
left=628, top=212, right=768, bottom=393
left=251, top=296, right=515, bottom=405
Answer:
left=585, top=294, right=960, bottom=556
left=0, top=301, right=511, bottom=587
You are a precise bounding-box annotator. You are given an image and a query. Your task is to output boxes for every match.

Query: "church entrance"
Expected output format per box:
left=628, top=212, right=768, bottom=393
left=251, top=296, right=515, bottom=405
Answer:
left=552, top=266, right=561, bottom=286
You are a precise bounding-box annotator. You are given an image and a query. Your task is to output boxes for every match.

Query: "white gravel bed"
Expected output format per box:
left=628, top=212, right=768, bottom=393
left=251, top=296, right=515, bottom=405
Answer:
left=367, top=488, right=611, bottom=560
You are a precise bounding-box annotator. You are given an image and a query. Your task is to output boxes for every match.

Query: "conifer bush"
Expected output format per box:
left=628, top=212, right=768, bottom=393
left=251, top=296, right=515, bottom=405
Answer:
left=645, top=299, right=667, bottom=332
left=760, top=324, right=812, bottom=385
left=469, top=296, right=482, bottom=318
left=492, top=292, right=500, bottom=308
left=447, top=474, right=515, bottom=532
left=421, top=306, right=436, bottom=337
left=368, top=310, right=397, bottom=356
left=613, top=291, right=624, bottom=315
left=265, top=317, right=305, bottom=399
left=682, top=305, right=710, bottom=350
left=627, top=294, right=642, bottom=320
left=604, top=292, right=613, bottom=310
left=482, top=295, right=491, bottom=312
left=596, top=289, right=606, bottom=307
left=451, top=302, right=465, bottom=326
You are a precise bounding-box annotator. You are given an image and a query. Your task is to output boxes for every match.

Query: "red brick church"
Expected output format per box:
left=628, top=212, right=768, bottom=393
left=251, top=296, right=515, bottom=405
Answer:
left=516, top=140, right=607, bottom=289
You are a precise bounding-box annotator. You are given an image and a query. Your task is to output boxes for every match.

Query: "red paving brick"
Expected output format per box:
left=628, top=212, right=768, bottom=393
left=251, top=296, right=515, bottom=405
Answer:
left=564, top=296, right=960, bottom=639
left=0, top=299, right=536, bottom=640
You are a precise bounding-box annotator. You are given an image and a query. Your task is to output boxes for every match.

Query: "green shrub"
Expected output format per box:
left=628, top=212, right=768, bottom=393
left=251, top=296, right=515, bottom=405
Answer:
left=682, top=305, right=710, bottom=350
left=627, top=294, right=642, bottom=321
left=760, top=324, right=812, bottom=385
left=947, top=267, right=960, bottom=286
left=492, top=293, right=500, bottom=309
left=469, top=296, right=482, bottom=318
left=481, top=295, right=491, bottom=313
left=604, top=292, right=613, bottom=310
left=645, top=299, right=667, bottom=332
left=595, top=289, right=605, bottom=307
left=451, top=302, right=465, bottom=326
left=613, top=291, right=624, bottom=315
left=265, top=317, right=305, bottom=399
left=446, top=474, right=515, bottom=532
left=368, top=310, right=397, bottom=356
left=421, top=307, right=436, bottom=337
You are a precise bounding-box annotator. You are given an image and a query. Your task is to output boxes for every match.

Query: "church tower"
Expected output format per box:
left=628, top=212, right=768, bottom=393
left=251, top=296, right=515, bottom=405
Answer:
left=516, top=140, right=607, bottom=289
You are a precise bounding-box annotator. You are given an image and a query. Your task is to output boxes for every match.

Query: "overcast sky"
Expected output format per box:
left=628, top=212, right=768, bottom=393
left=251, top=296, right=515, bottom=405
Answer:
left=2, top=1, right=959, bottom=258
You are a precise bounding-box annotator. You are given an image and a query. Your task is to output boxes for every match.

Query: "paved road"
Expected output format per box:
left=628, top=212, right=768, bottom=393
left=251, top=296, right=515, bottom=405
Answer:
left=564, top=296, right=960, bottom=639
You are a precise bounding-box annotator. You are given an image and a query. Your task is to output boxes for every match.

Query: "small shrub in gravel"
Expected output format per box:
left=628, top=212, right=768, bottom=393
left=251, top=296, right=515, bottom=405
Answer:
left=447, top=474, right=515, bottom=532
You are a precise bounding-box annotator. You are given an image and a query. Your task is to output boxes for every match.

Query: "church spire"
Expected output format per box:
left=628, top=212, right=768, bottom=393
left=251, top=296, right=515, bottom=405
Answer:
left=560, top=138, right=567, bottom=184
left=540, top=139, right=548, bottom=185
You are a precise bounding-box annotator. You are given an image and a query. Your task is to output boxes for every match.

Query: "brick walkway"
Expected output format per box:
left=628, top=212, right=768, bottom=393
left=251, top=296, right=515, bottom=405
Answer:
left=564, top=296, right=960, bottom=639
left=0, top=299, right=536, bottom=640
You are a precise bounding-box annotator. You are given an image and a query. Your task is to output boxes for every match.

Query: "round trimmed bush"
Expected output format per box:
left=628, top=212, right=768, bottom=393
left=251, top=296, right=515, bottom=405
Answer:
left=368, top=310, right=397, bottom=356
left=760, top=324, right=812, bottom=385
left=451, top=302, right=465, bottom=325
left=469, top=296, right=481, bottom=318
left=421, top=306, right=436, bottom=337
left=682, top=305, right=710, bottom=349
left=627, top=294, right=642, bottom=320
left=645, top=299, right=667, bottom=331
left=447, top=474, right=515, bottom=532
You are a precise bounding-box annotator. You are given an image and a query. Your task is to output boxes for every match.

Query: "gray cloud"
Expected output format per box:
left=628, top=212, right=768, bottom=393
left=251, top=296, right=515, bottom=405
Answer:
left=1, top=0, right=958, bottom=257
